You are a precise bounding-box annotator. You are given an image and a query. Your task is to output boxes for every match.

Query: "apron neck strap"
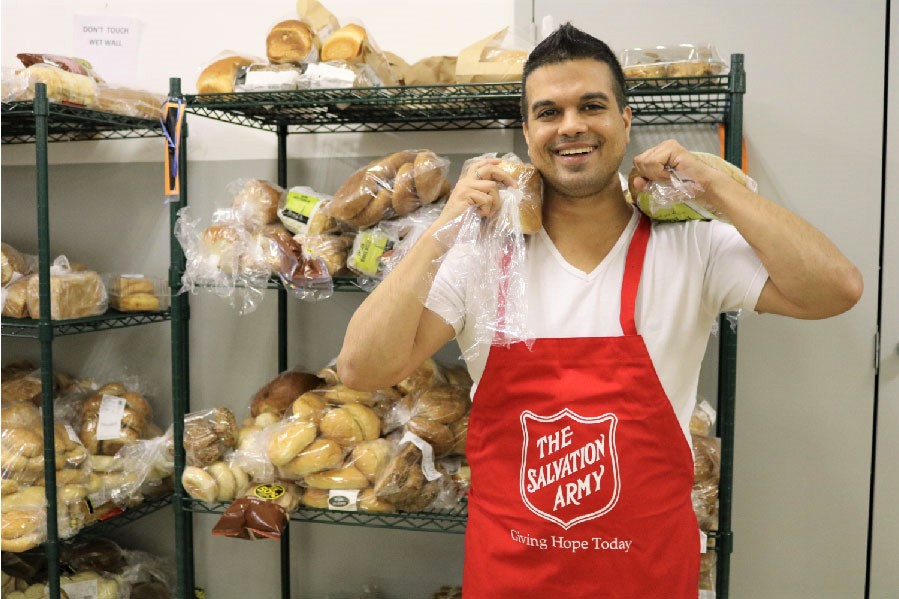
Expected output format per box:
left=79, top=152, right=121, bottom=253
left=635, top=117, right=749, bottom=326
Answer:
left=620, top=214, right=651, bottom=336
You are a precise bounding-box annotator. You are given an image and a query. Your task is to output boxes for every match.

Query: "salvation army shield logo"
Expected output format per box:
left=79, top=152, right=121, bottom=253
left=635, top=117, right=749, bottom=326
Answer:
left=519, top=409, right=620, bottom=530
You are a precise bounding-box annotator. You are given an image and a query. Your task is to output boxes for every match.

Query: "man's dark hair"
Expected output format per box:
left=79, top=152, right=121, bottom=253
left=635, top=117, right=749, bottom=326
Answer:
left=520, top=22, right=627, bottom=121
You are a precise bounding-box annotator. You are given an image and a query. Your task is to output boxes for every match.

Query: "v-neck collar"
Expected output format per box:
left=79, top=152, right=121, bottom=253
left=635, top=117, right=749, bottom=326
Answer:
left=536, top=208, right=641, bottom=282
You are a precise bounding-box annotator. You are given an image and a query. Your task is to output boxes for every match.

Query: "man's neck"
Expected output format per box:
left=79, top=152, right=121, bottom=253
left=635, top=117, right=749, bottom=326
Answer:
left=542, top=185, right=635, bottom=274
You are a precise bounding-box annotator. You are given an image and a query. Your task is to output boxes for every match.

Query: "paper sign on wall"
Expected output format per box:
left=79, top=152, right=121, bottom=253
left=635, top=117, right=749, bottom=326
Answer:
left=73, top=15, right=142, bottom=85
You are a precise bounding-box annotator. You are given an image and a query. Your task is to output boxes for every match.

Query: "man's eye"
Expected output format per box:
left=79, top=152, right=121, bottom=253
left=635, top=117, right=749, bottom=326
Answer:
left=537, top=108, right=558, bottom=119
left=584, top=103, right=605, bottom=112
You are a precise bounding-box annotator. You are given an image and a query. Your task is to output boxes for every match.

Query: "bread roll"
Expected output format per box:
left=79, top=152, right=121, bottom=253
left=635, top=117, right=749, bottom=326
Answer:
left=200, top=224, right=243, bottom=273
left=322, top=384, right=376, bottom=406
left=358, top=488, right=395, bottom=513
left=196, top=56, right=255, bottom=94
left=391, top=162, right=419, bottom=216
left=250, top=370, right=324, bottom=417
left=321, top=24, right=367, bottom=62
left=496, top=161, right=543, bottom=234
left=396, top=358, right=445, bottom=395
left=278, top=438, right=343, bottom=478
left=181, top=466, right=217, bottom=503
left=413, top=151, right=447, bottom=204
left=1, top=243, right=27, bottom=286
left=1, top=429, right=43, bottom=459
left=320, top=404, right=381, bottom=447
left=350, top=438, right=393, bottom=483
left=329, top=168, right=378, bottom=221
left=266, top=20, right=316, bottom=64
left=266, top=420, right=317, bottom=466
left=406, top=417, right=455, bottom=457
left=207, top=462, right=238, bottom=501
left=111, top=293, right=161, bottom=312
left=345, top=187, right=393, bottom=229
left=290, top=392, right=327, bottom=425
left=301, top=487, right=330, bottom=509
left=232, top=179, right=283, bottom=231
left=1, top=401, right=41, bottom=430
left=413, top=385, right=469, bottom=424
left=450, top=415, right=469, bottom=456
left=303, top=464, right=369, bottom=490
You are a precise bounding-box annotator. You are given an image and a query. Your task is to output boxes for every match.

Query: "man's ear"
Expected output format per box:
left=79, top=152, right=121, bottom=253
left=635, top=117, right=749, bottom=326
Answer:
left=622, top=105, right=632, bottom=144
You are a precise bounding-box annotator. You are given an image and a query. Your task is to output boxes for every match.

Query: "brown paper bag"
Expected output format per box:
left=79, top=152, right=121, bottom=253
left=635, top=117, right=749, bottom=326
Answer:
left=455, top=28, right=528, bottom=83
left=406, top=56, right=457, bottom=85
left=296, top=0, right=340, bottom=39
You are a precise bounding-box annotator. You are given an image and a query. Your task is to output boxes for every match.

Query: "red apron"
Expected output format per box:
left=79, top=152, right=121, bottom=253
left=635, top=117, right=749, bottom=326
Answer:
left=462, top=215, right=699, bottom=598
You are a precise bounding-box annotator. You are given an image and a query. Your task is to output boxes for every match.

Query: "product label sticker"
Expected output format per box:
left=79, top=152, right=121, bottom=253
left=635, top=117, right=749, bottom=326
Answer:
left=254, top=484, right=286, bottom=500
left=96, top=394, right=127, bottom=441
left=351, top=230, right=393, bottom=277
left=699, top=529, right=708, bottom=554
left=61, top=578, right=99, bottom=599
left=327, top=489, right=359, bottom=511
left=283, top=190, right=323, bottom=225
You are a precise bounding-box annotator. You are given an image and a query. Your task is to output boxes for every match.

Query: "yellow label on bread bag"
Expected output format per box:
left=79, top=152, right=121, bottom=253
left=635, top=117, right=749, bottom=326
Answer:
left=351, top=230, right=392, bottom=276
left=284, top=190, right=322, bottom=224
left=253, top=484, right=286, bottom=500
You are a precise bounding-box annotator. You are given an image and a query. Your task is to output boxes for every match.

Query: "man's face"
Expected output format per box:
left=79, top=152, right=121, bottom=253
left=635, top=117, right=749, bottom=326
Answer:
left=522, top=59, right=632, bottom=199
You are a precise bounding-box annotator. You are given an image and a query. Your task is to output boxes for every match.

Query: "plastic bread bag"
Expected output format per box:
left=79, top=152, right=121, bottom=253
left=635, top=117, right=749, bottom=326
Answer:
left=108, top=435, right=174, bottom=506
left=5, top=58, right=99, bottom=106
left=348, top=203, right=443, bottom=291
left=2, top=241, right=29, bottom=285
left=274, top=233, right=334, bottom=301
left=692, top=434, right=721, bottom=531
left=95, top=84, right=166, bottom=120
left=180, top=455, right=250, bottom=504
left=227, top=178, right=285, bottom=233
left=102, top=273, right=169, bottom=313
left=699, top=551, right=717, bottom=592
left=211, top=481, right=301, bottom=540
left=689, top=397, right=717, bottom=438
left=78, top=381, right=155, bottom=456
left=382, top=384, right=468, bottom=437
left=235, top=62, right=305, bottom=92
left=174, top=206, right=269, bottom=315
left=179, top=406, right=239, bottom=469
left=302, top=233, right=353, bottom=277
left=277, top=185, right=339, bottom=237
left=371, top=436, right=446, bottom=512
left=619, top=43, right=728, bottom=81
left=0, top=486, right=47, bottom=553
left=327, top=150, right=451, bottom=230
left=430, top=153, right=538, bottom=362
left=627, top=151, right=757, bottom=222
left=59, top=569, right=129, bottom=599
left=319, top=21, right=398, bottom=86
left=24, top=255, right=108, bottom=320
left=119, top=549, right=176, bottom=598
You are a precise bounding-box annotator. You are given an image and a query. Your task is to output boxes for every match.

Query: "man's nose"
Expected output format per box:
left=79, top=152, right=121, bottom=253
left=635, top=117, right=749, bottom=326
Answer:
left=558, top=110, right=588, bottom=136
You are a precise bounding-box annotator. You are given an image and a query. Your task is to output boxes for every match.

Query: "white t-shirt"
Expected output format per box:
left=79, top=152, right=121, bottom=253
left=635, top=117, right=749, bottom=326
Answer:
left=425, top=207, right=769, bottom=440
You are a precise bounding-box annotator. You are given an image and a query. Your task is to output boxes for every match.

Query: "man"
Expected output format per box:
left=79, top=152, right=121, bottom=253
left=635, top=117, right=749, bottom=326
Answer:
left=337, top=23, right=861, bottom=598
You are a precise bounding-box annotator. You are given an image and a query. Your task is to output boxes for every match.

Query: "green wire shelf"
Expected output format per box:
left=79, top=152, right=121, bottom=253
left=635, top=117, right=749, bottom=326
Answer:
left=183, top=75, right=731, bottom=133
left=1, top=101, right=163, bottom=144
left=1, top=310, right=171, bottom=338
left=73, top=494, right=174, bottom=539
left=186, top=499, right=468, bottom=534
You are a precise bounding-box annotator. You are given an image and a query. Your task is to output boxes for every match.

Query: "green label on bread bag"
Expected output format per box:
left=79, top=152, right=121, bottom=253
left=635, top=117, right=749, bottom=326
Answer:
left=283, top=191, right=322, bottom=225
left=253, top=484, right=285, bottom=500
left=352, top=231, right=393, bottom=276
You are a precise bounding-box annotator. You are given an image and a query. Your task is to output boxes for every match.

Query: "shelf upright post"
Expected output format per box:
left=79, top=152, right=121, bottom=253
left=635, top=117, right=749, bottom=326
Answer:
left=716, top=53, right=746, bottom=599
left=276, top=119, right=292, bottom=599
left=33, top=82, right=62, bottom=599
left=168, top=77, right=195, bottom=599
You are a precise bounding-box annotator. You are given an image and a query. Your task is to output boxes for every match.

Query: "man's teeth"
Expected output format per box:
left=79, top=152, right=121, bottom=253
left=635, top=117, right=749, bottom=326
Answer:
left=558, top=147, right=595, bottom=156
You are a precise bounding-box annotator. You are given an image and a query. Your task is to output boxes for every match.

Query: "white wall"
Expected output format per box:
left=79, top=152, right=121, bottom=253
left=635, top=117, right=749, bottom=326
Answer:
left=1, top=0, right=888, bottom=597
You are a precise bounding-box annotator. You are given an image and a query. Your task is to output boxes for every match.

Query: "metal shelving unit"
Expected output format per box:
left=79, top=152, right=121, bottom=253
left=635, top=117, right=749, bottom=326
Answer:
left=172, top=55, right=744, bottom=599
left=0, top=84, right=170, bottom=599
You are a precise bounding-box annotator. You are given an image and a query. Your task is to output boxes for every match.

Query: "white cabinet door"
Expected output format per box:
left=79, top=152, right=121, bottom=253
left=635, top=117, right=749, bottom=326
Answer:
left=528, top=1, right=883, bottom=597
left=869, top=5, right=899, bottom=596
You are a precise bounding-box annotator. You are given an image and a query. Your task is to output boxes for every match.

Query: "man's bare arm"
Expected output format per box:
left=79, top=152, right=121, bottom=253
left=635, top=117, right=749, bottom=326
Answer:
left=632, top=140, right=863, bottom=319
left=337, top=158, right=516, bottom=390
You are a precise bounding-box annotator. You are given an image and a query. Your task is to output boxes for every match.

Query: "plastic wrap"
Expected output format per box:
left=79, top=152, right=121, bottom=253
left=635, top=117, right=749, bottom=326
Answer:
left=95, top=85, right=166, bottom=120
left=620, top=43, right=728, bottom=81
left=277, top=186, right=336, bottom=236
left=690, top=399, right=721, bottom=534
left=180, top=406, right=239, bottom=468
left=326, top=149, right=451, bottom=229
left=431, top=154, right=535, bottom=362
left=235, top=62, right=305, bottom=92
left=103, top=274, right=169, bottom=312
left=2, top=241, right=28, bottom=286
left=628, top=151, right=757, bottom=222
left=78, top=381, right=155, bottom=456
left=347, top=203, right=442, bottom=290
left=180, top=457, right=249, bottom=504
left=3, top=63, right=98, bottom=106
left=23, top=255, right=108, bottom=320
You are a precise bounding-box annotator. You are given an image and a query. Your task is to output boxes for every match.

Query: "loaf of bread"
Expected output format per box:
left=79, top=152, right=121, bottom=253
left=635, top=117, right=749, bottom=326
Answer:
left=196, top=56, right=256, bottom=94
left=8, top=64, right=98, bottom=106
left=25, top=270, right=107, bottom=320
left=250, top=369, right=324, bottom=417
left=267, top=19, right=318, bottom=64
left=231, top=179, right=284, bottom=232
left=96, top=85, right=166, bottom=119
left=2, top=275, right=33, bottom=318
left=1, top=242, right=27, bottom=286
left=321, top=24, right=367, bottom=62
left=495, top=160, right=544, bottom=234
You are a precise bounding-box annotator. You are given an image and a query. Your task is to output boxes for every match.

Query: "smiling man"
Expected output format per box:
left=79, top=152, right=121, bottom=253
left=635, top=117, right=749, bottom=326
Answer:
left=337, top=23, right=861, bottom=598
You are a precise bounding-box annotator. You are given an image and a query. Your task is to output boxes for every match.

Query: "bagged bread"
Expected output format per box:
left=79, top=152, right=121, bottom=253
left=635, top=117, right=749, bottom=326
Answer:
left=24, top=258, right=107, bottom=320
left=196, top=54, right=258, bottom=94
left=266, top=19, right=320, bottom=64
left=455, top=28, right=531, bottom=83
left=2, top=242, right=28, bottom=286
